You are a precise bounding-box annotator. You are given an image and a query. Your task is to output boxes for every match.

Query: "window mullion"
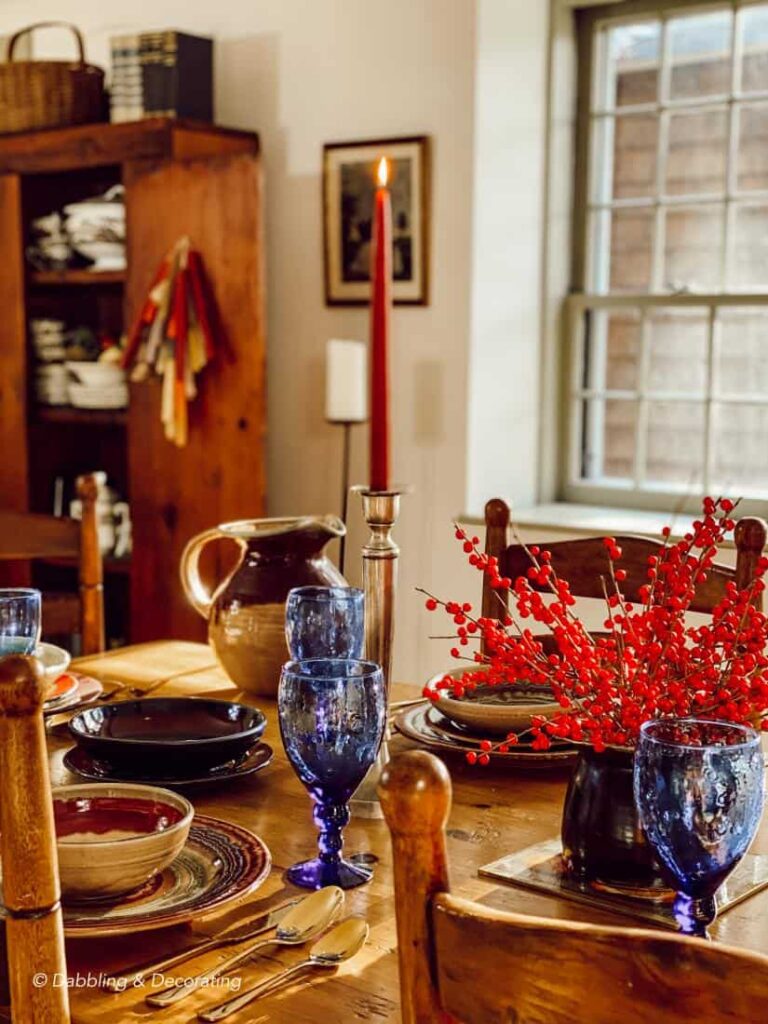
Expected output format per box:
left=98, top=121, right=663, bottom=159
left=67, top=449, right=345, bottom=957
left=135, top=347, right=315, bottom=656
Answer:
left=634, top=308, right=652, bottom=486
left=703, top=305, right=718, bottom=494
left=653, top=17, right=671, bottom=292
left=723, top=3, right=740, bottom=290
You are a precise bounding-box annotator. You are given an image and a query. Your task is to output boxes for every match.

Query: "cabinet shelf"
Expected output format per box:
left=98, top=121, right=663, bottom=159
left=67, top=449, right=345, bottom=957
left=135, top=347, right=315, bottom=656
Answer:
left=28, top=269, right=125, bottom=286
left=33, top=405, right=128, bottom=427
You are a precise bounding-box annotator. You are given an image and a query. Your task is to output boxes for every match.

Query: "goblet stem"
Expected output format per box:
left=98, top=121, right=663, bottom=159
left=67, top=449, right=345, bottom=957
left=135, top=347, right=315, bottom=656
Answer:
left=673, top=893, right=717, bottom=938
left=314, top=798, right=349, bottom=866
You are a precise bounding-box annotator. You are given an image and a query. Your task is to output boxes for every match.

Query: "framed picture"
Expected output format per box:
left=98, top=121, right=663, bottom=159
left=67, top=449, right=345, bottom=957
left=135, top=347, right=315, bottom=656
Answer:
left=323, top=135, right=430, bottom=306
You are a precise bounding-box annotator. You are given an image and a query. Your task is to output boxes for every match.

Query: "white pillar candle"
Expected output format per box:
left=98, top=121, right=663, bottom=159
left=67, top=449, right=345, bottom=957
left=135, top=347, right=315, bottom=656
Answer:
left=325, top=339, right=367, bottom=423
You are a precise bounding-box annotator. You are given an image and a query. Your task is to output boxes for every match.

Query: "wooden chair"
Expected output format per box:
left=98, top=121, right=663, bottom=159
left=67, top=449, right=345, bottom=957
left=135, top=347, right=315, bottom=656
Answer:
left=0, top=657, right=69, bottom=1023
left=481, top=499, right=768, bottom=633
left=0, top=474, right=105, bottom=655
left=379, top=750, right=768, bottom=1024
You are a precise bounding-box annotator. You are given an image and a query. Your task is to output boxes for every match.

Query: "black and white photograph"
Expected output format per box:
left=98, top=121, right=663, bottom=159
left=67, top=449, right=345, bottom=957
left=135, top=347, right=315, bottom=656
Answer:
left=323, top=135, right=429, bottom=305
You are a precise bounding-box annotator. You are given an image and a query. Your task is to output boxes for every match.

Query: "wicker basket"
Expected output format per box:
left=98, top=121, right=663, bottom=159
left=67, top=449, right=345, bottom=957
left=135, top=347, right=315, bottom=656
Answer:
left=0, top=22, right=106, bottom=134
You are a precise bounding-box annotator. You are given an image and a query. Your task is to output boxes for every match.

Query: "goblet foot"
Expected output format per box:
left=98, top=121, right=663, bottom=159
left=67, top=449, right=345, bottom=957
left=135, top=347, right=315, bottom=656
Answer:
left=286, top=856, right=373, bottom=890
left=673, top=893, right=717, bottom=938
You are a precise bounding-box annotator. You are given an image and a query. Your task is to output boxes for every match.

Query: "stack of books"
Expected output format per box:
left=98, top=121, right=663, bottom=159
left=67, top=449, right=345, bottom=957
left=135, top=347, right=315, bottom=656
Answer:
left=110, top=35, right=143, bottom=123
left=109, top=31, right=213, bottom=123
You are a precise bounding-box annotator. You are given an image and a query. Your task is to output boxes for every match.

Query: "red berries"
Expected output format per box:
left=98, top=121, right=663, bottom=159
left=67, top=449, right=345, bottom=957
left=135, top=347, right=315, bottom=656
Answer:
left=431, top=495, right=764, bottom=766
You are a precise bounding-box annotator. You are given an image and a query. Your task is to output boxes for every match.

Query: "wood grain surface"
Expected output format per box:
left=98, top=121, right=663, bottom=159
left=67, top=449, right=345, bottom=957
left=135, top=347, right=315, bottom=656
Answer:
left=48, top=641, right=768, bottom=1024
left=0, top=119, right=257, bottom=176
left=124, top=151, right=266, bottom=643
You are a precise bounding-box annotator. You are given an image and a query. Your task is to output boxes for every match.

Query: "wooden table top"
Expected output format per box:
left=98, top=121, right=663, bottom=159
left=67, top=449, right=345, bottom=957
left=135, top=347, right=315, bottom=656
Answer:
left=56, top=641, right=768, bottom=1023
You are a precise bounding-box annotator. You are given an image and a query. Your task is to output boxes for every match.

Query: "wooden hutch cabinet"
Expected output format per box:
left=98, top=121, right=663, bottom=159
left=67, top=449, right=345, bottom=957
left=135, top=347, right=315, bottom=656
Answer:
left=0, top=119, right=266, bottom=645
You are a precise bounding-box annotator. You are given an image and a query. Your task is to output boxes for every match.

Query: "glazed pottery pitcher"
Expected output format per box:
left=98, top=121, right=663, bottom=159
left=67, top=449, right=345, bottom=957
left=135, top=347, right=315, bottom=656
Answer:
left=180, top=516, right=346, bottom=697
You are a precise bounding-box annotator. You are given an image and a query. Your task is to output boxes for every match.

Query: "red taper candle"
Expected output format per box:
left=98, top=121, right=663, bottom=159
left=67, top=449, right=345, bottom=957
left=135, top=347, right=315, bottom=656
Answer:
left=369, top=157, right=392, bottom=492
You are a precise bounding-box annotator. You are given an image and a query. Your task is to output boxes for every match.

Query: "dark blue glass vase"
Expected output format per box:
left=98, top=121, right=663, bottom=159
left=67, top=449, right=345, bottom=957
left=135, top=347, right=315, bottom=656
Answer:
left=278, top=658, right=386, bottom=890
left=285, top=586, right=364, bottom=661
left=634, top=718, right=764, bottom=937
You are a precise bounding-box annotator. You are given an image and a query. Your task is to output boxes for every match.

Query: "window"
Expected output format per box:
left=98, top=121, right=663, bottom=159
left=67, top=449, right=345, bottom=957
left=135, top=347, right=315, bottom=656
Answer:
left=568, top=0, right=768, bottom=511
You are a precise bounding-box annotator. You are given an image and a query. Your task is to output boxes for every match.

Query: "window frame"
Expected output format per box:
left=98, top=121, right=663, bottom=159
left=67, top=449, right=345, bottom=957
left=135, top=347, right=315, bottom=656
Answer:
left=565, top=0, right=768, bottom=516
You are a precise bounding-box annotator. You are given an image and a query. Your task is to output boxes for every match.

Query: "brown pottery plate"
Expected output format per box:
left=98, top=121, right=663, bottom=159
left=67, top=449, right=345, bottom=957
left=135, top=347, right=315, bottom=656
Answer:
left=428, top=665, right=560, bottom=736
left=394, top=702, right=577, bottom=769
left=61, top=815, right=271, bottom=936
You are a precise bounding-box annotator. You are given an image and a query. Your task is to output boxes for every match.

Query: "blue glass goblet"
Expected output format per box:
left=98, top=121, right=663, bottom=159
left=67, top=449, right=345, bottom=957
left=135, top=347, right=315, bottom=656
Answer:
left=285, top=586, right=364, bottom=660
left=0, top=589, right=42, bottom=656
left=278, top=658, right=386, bottom=890
left=634, top=718, right=764, bottom=937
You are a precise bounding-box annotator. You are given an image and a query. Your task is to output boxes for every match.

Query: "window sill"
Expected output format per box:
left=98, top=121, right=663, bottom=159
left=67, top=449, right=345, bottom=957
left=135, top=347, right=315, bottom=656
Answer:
left=460, top=502, right=734, bottom=546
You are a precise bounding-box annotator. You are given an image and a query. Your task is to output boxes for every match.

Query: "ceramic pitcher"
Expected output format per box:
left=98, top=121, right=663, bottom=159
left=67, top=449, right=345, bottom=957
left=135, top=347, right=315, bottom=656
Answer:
left=180, top=516, right=346, bottom=696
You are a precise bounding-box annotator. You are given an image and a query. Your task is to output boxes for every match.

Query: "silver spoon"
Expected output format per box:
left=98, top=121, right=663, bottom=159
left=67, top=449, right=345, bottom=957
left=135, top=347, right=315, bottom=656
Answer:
left=145, top=885, right=344, bottom=1009
left=198, top=916, right=369, bottom=1022
left=103, top=897, right=300, bottom=987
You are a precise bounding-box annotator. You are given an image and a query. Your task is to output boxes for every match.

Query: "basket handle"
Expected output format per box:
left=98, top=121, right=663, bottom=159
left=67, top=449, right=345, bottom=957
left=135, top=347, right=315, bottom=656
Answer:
left=7, top=22, right=87, bottom=65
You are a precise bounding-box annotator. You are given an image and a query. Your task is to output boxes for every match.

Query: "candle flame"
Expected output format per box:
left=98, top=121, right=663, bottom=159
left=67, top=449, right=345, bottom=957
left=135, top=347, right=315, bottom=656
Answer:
left=377, top=157, right=389, bottom=187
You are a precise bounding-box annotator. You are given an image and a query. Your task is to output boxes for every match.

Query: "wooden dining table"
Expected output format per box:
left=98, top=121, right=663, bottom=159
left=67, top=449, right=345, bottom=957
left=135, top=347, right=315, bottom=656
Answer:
left=49, top=640, right=768, bottom=1023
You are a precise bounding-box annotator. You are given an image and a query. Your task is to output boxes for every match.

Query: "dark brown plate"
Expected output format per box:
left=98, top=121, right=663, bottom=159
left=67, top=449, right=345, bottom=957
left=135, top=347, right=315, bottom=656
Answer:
left=394, top=702, right=577, bottom=769
left=68, top=697, right=266, bottom=773
left=64, top=742, right=273, bottom=788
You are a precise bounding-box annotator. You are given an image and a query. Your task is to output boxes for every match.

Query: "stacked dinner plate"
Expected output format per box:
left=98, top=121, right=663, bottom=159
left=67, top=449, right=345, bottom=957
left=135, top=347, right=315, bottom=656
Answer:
left=35, top=364, right=69, bottom=405
left=394, top=666, right=578, bottom=769
left=66, top=360, right=128, bottom=409
left=64, top=185, right=126, bottom=271
left=27, top=212, right=72, bottom=270
left=31, top=319, right=68, bottom=404
left=64, top=697, right=274, bottom=788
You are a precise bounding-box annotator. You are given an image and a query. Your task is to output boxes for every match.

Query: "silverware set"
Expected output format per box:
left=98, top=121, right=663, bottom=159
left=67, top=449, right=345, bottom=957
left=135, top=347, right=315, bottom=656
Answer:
left=104, top=886, right=368, bottom=1021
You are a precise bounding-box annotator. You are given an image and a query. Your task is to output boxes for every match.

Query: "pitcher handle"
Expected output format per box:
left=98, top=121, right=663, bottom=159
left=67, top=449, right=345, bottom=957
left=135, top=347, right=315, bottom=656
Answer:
left=179, top=527, right=227, bottom=620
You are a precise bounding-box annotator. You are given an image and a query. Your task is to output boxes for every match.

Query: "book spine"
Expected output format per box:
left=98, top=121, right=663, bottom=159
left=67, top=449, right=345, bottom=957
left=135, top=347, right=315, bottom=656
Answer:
left=140, top=32, right=165, bottom=117
left=110, top=34, right=142, bottom=123
left=162, top=31, right=177, bottom=117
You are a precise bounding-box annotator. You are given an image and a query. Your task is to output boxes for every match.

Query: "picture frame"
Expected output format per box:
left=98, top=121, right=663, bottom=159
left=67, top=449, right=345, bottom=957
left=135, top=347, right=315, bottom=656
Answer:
left=323, top=134, right=430, bottom=306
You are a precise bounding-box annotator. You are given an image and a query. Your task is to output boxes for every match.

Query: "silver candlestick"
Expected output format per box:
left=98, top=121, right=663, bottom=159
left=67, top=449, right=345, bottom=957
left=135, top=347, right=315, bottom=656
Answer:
left=350, top=485, right=408, bottom=818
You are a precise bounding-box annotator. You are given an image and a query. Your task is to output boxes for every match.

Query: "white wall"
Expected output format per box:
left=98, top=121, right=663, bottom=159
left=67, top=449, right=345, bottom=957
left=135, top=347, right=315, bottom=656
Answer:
left=465, top=0, right=549, bottom=517
left=1, top=0, right=554, bottom=685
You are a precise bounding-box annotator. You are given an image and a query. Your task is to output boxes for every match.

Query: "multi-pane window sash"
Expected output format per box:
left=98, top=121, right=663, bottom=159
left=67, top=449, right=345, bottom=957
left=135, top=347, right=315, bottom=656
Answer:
left=570, top=0, right=768, bottom=512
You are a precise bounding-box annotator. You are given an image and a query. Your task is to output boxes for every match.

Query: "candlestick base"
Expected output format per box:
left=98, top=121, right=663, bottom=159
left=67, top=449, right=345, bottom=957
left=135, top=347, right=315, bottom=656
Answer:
left=349, top=485, right=410, bottom=819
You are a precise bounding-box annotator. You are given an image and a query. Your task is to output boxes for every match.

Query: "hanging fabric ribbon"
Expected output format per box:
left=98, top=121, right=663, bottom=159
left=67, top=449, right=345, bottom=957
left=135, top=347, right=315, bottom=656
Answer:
left=122, top=236, right=219, bottom=447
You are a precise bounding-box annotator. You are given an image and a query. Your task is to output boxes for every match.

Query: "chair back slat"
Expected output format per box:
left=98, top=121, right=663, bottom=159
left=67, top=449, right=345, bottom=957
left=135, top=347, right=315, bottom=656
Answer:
left=432, top=891, right=768, bottom=1024
left=380, top=751, right=768, bottom=1024
left=483, top=500, right=768, bottom=618
left=500, top=535, right=734, bottom=613
left=0, top=657, right=69, bottom=1024
left=0, top=511, right=79, bottom=559
left=0, top=473, right=105, bottom=654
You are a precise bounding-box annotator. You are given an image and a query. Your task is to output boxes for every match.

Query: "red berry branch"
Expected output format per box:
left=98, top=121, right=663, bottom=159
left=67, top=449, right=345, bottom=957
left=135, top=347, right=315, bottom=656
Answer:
left=421, top=498, right=768, bottom=763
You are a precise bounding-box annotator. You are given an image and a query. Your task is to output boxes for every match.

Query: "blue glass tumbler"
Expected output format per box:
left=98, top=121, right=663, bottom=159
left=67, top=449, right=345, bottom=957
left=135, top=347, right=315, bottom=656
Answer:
left=278, top=658, right=386, bottom=889
left=285, top=586, right=364, bottom=661
left=634, top=718, right=765, bottom=937
left=0, top=589, right=42, bottom=656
